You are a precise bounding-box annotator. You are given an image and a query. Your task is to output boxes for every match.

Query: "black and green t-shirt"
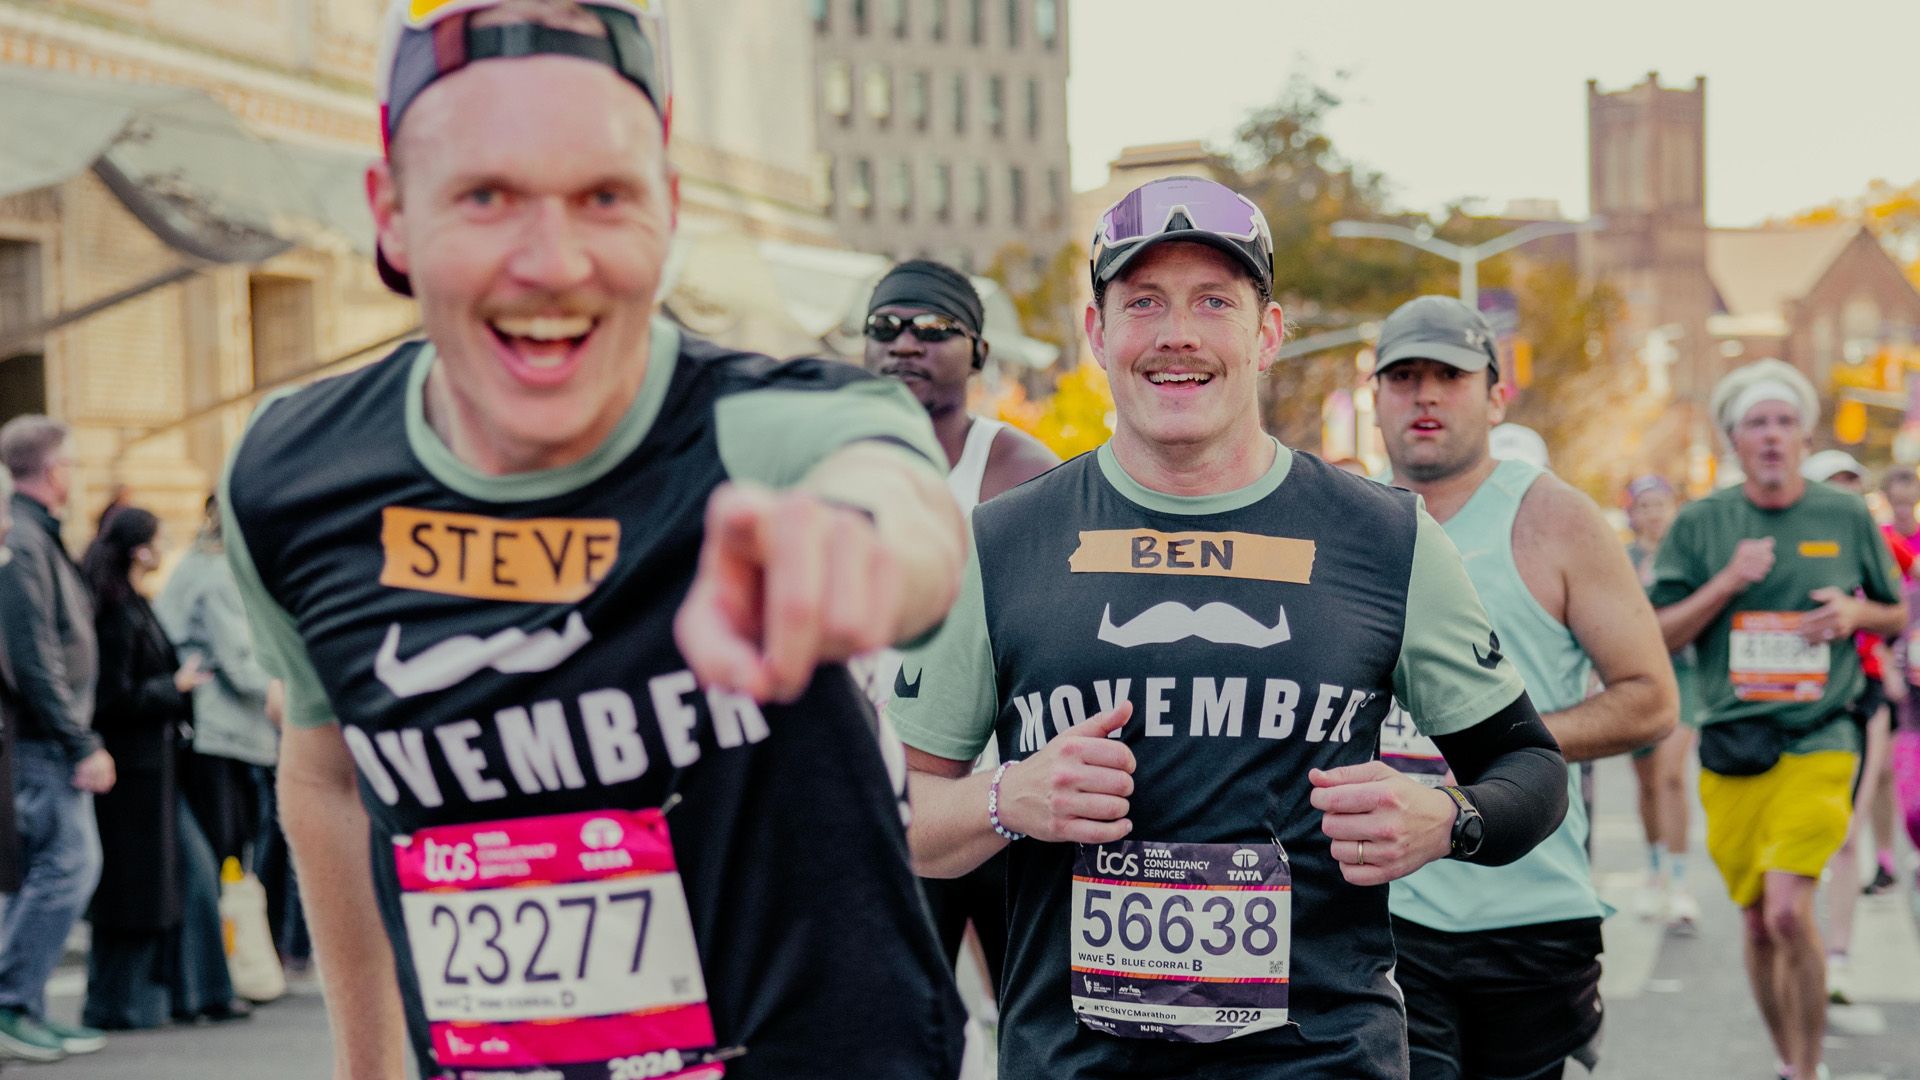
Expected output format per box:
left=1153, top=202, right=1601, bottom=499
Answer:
left=1650, top=482, right=1901, bottom=752
left=224, top=321, right=963, bottom=1080
left=889, top=442, right=1523, bottom=1080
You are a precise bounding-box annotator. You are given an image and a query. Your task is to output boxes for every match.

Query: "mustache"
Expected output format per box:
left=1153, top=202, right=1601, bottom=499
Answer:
left=1097, top=601, right=1292, bottom=649
left=376, top=613, right=592, bottom=699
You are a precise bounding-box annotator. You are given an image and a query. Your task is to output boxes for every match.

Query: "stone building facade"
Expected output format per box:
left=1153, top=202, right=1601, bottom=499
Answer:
left=0, top=0, right=836, bottom=546
left=811, top=0, right=1072, bottom=277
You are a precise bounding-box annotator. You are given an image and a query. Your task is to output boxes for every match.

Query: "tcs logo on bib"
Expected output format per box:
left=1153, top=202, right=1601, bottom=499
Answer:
left=422, top=838, right=478, bottom=884
left=1095, top=848, right=1140, bottom=877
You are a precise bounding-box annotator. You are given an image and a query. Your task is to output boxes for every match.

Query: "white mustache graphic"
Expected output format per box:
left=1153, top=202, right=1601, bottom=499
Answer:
left=1096, top=602, right=1291, bottom=649
left=375, top=613, right=592, bottom=699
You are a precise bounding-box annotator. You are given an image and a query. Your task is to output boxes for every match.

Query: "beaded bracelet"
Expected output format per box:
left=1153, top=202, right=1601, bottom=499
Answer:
left=988, top=761, right=1024, bottom=842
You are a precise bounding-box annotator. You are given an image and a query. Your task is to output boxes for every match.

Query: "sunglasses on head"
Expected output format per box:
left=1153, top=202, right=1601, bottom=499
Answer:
left=865, top=312, right=973, bottom=344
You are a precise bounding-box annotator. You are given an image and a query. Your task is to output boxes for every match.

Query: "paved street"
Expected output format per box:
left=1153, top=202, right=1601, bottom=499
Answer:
left=15, top=755, right=1920, bottom=1078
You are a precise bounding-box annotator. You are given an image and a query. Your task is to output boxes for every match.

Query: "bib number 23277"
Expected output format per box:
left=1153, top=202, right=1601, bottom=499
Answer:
left=1070, top=840, right=1291, bottom=1043
left=394, top=808, right=725, bottom=1080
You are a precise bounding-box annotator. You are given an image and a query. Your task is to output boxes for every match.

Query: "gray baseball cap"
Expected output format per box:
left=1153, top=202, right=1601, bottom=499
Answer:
left=1373, top=295, right=1500, bottom=377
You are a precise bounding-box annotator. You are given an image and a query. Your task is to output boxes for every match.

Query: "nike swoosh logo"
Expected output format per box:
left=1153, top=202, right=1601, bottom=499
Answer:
left=893, top=665, right=922, bottom=700
left=375, top=612, right=592, bottom=699
left=1472, top=631, right=1503, bottom=671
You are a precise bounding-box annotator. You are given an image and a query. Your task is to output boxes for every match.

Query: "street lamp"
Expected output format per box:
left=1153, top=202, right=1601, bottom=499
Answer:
left=1328, top=218, right=1600, bottom=309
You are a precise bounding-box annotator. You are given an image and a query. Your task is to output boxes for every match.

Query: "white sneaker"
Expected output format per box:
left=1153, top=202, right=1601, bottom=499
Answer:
left=1665, top=888, right=1700, bottom=935
left=1635, top=873, right=1667, bottom=921
left=1826, top=955, right=1853, bottom=1005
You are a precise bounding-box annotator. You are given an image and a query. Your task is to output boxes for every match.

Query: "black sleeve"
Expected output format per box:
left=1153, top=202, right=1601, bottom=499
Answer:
left=0, top=544, right=99, bottom=762
left=1429, top=690, right=1568, bottom=867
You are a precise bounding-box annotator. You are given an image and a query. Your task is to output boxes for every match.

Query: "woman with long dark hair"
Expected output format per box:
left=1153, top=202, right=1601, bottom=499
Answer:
left=79, top=507, right=248, bottom=1028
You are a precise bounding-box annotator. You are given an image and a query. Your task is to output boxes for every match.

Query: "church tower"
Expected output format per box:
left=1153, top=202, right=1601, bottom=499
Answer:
left=1586, top=73, right=1715, bottom=407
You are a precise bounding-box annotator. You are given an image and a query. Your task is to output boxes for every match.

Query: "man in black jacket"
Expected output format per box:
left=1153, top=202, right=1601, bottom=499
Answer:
left=0, top=415, right=110, bottom=1062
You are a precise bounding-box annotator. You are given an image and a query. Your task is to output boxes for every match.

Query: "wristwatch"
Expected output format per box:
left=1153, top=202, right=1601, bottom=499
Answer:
left=1438, top=785, right=1485, bottom=861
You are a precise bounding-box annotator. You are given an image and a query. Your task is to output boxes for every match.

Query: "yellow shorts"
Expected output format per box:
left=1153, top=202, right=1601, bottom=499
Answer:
left=1700, top=750, right=1857, bottom=909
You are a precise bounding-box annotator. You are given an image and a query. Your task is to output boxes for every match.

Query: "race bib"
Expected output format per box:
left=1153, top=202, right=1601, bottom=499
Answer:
left=1729, top=612, right=1830, bottom=702
left=1069, top=841, right=1290, bottom=1043
left=1378, top=701, right=1451, bottom=787
left=393, top=809, right=725, bottom=1080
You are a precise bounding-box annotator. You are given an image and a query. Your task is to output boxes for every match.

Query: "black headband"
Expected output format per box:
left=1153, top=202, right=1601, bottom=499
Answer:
left=867, top=260, right=984, bottom=336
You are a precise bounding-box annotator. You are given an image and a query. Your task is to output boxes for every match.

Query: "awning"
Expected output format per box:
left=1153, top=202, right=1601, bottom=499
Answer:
left=0, top=64, right=374, bottom=262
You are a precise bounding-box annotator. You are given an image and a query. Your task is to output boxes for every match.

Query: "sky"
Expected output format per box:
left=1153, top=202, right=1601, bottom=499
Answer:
left=1068, top=0, right=1920, bottom=228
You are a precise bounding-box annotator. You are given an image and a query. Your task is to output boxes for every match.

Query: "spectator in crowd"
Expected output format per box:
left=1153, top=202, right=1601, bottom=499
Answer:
left=156, top=496, right=304, bottom=969
left=0, top=415, right=109, bottom=1062
left=0, top=469, right=22, bottom=904
left=79, top=506, right=247, bottom=1029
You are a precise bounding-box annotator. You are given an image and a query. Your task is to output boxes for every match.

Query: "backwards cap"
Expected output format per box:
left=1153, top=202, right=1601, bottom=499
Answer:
left=373, top=0, right=671, bottom=295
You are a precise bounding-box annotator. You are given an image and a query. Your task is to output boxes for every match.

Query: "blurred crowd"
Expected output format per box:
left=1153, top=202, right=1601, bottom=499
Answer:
left=0, top=414, right=309, bottom=1064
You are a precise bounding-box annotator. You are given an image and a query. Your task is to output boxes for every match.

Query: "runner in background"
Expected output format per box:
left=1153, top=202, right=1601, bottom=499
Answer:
left=1803, top=451, right=1912, bottom=1003
left=1625, top=475, right=1704, bottom=932
left=1651, top=359, right=1906, bottom=1080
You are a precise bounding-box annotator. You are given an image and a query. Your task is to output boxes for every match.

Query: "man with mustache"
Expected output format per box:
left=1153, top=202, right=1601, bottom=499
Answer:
left=890, top=175, right=1571, bottom=1078
left=1651, top=359, right=1905, bottom=1080
left=1371, top=295, right=1678, bottom=1080
left=219, top=2, right=969, bottom=1078
left=857, top=259, right=1057, bottom=1019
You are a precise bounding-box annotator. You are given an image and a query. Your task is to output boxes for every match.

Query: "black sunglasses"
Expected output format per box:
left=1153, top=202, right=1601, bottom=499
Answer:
left=865, top=312, right=974, bottom=344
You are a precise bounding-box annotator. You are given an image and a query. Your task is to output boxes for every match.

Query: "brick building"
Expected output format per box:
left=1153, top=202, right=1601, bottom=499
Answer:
left=1583, top=73, right=1920, bottom=481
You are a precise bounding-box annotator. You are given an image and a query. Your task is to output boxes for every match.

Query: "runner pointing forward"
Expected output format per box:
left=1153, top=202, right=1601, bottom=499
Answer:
left=223, top=3, right=968, bottom=1078
left=890, top=176, right=1571, bottom=1078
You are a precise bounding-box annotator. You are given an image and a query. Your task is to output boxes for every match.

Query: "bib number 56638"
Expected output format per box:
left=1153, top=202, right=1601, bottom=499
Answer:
left=1078, top=888, right=1282, bottom=957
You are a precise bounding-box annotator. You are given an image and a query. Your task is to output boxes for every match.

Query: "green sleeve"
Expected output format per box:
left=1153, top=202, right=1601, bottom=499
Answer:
left=1862, top=506, right=1903, bottom=605
left=885, top=541, right=997, bottom=762
left=1648, top=507, right=1708, bottom=608
left=220, top=405, right=339, bottom=731
left=1392, top=508, right=1527, bottom=736
left=714, top=376, right=946, bottom=489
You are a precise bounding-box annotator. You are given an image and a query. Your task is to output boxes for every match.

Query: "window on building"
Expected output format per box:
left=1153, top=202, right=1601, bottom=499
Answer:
left=864, top=66, right=893, bottom=122
left=823, top=61, right=853, bottom=122
left=987, top=75, right=1004, bottom=135
left=908, top=70, right=930, bottom=130
left=852, top=0, right=869, bottom=34
left=850, top=158, right=875, bottom=216
left=1036, top=0, right=1058, bottom=46
left=951, top=72, right=967, bottom=134
left=1024, top=77, right=1039, bottom=139
left=888, top=0, right=908, bottom=36
left=250, top=274, right=318, bottom=387
left=1006, top=0, right=1021, bottom=47
left=1842, top=296, right=1884, bottom=364
left=971, top=163, right=990, bottom=224
left=892, top=160, right=914, bottom=219
left=932, top=161, right=953, bottom=221
left=1047, top=166, right=1064, bottom=224
left=967, top=0, right=983, bottom=44
left=819, top=154, right=836, bottom=212
left=1009, top=165, right=1026, bottom=226
left=930, top=0, right=947, bottom=40
left=811, top=0, right=830, bottom=31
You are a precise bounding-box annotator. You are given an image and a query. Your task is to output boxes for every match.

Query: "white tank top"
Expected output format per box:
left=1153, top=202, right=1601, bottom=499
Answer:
left=945, top=417, right=1004, bottom=515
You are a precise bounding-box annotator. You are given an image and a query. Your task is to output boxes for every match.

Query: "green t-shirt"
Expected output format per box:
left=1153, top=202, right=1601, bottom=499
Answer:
left=1649, top=482, right=1901, bottom=752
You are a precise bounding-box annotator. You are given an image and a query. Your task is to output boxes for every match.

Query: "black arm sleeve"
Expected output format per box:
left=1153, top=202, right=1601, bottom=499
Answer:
left=1429, top=690, right=1569, bottom=867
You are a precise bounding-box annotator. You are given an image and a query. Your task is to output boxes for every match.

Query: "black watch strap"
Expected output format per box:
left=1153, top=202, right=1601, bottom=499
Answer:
left=1438, top=784, right=1484, bottom=860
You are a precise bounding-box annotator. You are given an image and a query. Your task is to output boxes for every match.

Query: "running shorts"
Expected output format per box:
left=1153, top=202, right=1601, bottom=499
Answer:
left=1700, top=750, right=1857, bottom=908
left=1392, top=915, right=1604, bottom=1080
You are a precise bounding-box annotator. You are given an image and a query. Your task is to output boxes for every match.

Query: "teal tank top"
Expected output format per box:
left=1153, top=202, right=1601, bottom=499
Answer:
left=1387, top=459, right=1605, bottom=931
